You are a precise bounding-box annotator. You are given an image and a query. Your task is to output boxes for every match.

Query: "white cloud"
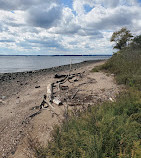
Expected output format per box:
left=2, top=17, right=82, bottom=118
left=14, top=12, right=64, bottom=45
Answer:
left=0, top=0, right=141, bottom=55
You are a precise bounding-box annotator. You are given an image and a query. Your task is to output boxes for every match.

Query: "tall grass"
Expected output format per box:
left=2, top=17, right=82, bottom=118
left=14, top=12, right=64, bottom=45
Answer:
left=100, top=46, right=141, bottom=90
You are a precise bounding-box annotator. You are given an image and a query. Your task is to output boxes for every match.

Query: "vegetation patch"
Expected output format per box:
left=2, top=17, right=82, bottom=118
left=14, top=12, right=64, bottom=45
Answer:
left=46, top=90, right=141, bottom=158
left=93, top=31, right=141, bottom=90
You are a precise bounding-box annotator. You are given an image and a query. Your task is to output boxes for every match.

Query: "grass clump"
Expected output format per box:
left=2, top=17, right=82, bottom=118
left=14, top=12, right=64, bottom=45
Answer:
left=46, top=90, right=141, bottom=158
left=101, top=46, right=141, bottom=90
left=91, top=66, right=102, bottom=72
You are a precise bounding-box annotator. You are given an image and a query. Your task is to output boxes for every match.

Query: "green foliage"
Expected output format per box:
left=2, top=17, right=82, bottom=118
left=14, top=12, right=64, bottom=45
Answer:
left=110, top=27, right=133, bottom=50
left=46, top=90, right=141, bottom=158
left=101, top=44, right=141, bottom=90
left=132, top=35, right=141, bottom=47
left=91, top=66, right=102, bottom=72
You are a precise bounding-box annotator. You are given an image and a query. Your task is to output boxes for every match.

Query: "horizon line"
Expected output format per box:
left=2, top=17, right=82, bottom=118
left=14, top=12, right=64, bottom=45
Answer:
left=0, top=54, right=112, bottom=56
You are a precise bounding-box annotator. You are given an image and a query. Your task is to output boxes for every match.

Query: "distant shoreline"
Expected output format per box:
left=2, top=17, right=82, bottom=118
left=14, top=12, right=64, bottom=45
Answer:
left=0, top=55, right=112, bottom=56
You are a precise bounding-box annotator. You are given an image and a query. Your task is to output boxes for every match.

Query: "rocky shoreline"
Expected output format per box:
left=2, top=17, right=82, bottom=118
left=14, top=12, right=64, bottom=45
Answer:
left=0, top=60, right=102, bottom=82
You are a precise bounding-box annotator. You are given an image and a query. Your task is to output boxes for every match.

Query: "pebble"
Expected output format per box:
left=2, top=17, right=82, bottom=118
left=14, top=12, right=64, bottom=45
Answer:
left=35, top=85, right=40, bottom=88
left=1, top=96, right=6, bottom=99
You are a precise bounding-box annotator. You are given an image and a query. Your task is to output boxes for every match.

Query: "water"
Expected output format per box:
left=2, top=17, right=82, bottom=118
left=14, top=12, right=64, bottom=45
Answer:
left=0, top=55, right=111, bottom=73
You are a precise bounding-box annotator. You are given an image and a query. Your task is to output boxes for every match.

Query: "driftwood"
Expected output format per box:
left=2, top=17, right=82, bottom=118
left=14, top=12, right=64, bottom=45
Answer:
left=29, top=111, right=41, bottom=118
left=56, top=71, right=85, bottom=84
left=0, top=99, right=5, bottom=104
left=61, top=85, right=69, bottom=90
left=46, top=71, right=85, bottom=107
left=39, top=95, right=49, bottom=109
left=40, top=100, right=48, bottom=109
left=71, top=90, right=79, bottom=99
left=53, top=97, right=62, bottom=105
left=56, top=75, right=68, bottom=83
left=46, top=100, right=55, bottom=109
left=47, top=83, right=54, bottom=102
left=54, top=74, right=66, bottom=79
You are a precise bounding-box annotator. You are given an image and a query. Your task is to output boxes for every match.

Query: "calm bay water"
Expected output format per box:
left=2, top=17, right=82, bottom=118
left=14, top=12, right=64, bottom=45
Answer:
left=0, top=55, right=111, bottom=73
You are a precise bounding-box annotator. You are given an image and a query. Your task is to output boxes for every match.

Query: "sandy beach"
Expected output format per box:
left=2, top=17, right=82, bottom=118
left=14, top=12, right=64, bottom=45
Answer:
left=0, top=60, right=121, bottom=158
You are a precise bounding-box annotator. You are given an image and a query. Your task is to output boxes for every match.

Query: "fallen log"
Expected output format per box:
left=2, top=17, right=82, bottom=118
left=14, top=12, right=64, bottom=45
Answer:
left=56, top=71, right=85, bottom=84
left=47, top=83, right=54, bottom=102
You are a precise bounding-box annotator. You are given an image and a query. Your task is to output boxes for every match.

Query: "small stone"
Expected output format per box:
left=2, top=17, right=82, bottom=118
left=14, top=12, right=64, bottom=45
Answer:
left=35, top=85, right=40, bottom=88
left=2, top=96, right=6, bottom=99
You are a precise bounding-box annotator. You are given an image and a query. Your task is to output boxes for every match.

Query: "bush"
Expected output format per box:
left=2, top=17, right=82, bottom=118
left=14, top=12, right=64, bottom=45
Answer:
left=46, top=90, right=141, bottom=158
left=100, top=46, right=141, bottom=90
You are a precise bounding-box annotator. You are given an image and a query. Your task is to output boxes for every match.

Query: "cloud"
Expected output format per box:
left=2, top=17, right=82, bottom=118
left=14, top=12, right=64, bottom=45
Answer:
left=26, top=4, right=62, bottom=28
left=82, top=5, right=141, bottom=31
left=0, top=0, right=141, bottom=55
left=26, top=38, right=63, bottom=49
left=78, top=28, right=103, bottom=38
left=0, top=0, right=57, bottom=10
left=49, top=7, right=81, bottom=35
left=0, top=39, right=15, bottom=43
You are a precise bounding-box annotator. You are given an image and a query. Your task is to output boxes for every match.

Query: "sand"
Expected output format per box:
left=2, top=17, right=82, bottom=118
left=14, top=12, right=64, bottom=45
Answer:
left=0, top=60, right=121, bottom=158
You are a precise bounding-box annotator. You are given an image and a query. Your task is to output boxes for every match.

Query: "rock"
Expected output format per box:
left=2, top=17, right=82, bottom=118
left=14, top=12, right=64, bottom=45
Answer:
left=74, top=79, right=78, bottom=82
left=1, top=96, right=6, bottom=99
left=0, top=99, right=5, bottom=105
left=35, top=85, right=40, bottom=88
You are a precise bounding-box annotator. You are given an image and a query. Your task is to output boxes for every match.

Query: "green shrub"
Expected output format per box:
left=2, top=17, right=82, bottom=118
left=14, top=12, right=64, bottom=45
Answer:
left=100, top=46, right=141, bottom=90
left=46, top=90, right=141, bottom=158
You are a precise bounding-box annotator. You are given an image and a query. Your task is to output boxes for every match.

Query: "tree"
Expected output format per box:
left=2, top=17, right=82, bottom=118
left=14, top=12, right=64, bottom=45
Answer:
left=132, top=35, right=141, bottom=47
left=110, top=27, right=133, bottom=50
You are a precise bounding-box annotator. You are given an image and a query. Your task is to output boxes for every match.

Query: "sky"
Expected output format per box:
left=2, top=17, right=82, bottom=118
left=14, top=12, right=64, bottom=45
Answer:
left=0, top=0, right=141, bottom=55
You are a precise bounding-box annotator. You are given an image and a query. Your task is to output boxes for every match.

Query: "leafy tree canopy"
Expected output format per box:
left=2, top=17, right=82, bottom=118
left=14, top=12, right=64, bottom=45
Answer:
left=110, top=27, right=133, bottom=50
left=132, top=35, right=141, bottom=47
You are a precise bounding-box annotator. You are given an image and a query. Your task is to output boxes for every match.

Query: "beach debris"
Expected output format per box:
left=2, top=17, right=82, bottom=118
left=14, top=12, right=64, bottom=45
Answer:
left=109, top=97, right=114, bottom=102
left=1, top=96, right=6, bottom=99
left=39, top=95, right=49, bottom=109
left=29, top=111, right=41, bottom=118
left=56, top=71, right=85, bottom=84
left=47, top=83, right=54, bottom=102
left=71, top=90, right=79, bottom=99
left=35, top=85, right=40, bottom=88
left=61, top=85, right=69, bottom=90
left=0, top=99, right=5, bottom=104
left=53, top=97, right=62, bottom=105
left=30, top=106, right=40, bottom=110
left=54, top=74, right=66, bottom=79
left=56, top=75, right=68, bottom=84
left=74, top=79, right=78, bottom=82
left=46, top=100, right=55, bottom=109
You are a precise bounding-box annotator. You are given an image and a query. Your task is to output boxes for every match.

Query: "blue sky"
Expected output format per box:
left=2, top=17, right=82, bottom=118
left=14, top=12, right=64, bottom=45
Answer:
left=0, top=0, right=141, bottom=55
